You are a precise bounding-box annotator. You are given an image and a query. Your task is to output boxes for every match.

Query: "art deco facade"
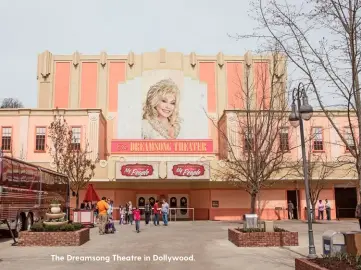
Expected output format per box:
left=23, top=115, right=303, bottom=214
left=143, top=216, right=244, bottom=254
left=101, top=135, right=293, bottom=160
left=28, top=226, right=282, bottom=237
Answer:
left=0, top=49, right=357, bottom=220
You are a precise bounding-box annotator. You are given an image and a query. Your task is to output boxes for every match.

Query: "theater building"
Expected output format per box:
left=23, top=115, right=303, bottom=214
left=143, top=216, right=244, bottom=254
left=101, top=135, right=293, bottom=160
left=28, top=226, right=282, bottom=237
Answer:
left=0, top=49, right=357, bottom=220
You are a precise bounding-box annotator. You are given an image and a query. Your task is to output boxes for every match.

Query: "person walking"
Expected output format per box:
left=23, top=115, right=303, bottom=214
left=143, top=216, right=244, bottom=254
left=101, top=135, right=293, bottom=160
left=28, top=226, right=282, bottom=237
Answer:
left=119, top=205, right=124, bottom=225
left=318, top=200, right=325, bottom=220
left=128, top=201, right=133, bottom=225
left=153, top=200, right=160, bottom=226
left=161, top=199, right=169, bottom=226
left=133, top=207, right=141, bottom=233
left=96, top=197, right=109, bottom=235
left=107, top=199, right=113, bottom=219
left=288, top=201, right=294, bottom=220
left=325, top=199, right=331, bottom=221
left=144, top=200, right=151, bottom=225
left=125, top=203, right=129, bottom=224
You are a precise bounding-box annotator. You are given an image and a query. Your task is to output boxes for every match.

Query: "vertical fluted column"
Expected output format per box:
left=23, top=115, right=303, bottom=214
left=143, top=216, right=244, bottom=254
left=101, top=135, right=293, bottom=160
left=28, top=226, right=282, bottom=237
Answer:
left=87, top=112, right=100, bottom=161
left=37, top=51, right=53, bottom=108
left=70, top=51, right=81, bottom=108
left=19, top=112, right=29, bottom=160
left=98, top=52, right=108, bottom=113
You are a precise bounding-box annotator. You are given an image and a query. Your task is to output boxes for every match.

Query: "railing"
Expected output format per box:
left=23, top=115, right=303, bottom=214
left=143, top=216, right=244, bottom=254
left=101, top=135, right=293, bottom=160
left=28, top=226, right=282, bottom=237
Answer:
left=112, top=207, right=195, bottom=222
left=336, top=207, right=356, bottom=220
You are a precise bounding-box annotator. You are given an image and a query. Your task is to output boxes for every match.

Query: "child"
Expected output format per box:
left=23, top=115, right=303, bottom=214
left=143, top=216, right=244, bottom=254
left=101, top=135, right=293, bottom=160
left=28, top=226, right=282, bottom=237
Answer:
left=106, top=216, right=116, bottom=233
left=133, top=207, right=141, bottom=233
left=119, top=205, right=124, bottom=225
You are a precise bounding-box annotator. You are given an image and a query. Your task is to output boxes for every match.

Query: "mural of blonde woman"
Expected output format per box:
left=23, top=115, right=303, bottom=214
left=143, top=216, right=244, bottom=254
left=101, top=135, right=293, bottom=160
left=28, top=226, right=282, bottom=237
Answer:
left=142, top=79, right=181, bottom=139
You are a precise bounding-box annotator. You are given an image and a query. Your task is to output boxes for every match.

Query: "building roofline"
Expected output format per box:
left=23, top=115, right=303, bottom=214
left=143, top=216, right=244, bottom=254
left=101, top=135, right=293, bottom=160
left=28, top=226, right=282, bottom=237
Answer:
left=0, top=108, right=106, bottom=120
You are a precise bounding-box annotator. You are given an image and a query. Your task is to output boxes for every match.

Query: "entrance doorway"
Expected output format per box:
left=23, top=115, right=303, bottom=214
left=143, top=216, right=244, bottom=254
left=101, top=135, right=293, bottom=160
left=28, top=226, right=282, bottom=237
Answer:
left=335, top=187, right=357, bottom=219
left=287, top=190, right=299, bottom=220
left=168, top=194, right=189, bottom=219
left=136, top=194, right=157, bottom=218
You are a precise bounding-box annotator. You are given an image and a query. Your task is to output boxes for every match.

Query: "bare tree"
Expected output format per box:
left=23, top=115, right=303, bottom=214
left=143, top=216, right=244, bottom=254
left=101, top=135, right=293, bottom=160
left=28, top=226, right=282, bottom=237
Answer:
left=294, top=128, right=345, bottom=221
left=213, top=50, right=295, bottom=214
left=238, top=0, right=361, bottom=191
left=0, top=98, right=23, bottom=108
left=48, top=116, right=96, bottom=209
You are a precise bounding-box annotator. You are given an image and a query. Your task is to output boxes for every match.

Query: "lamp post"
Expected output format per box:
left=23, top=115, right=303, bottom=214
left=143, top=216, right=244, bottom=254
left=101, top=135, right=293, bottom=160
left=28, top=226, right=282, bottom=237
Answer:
left=289, top=82, right=317, bottom=259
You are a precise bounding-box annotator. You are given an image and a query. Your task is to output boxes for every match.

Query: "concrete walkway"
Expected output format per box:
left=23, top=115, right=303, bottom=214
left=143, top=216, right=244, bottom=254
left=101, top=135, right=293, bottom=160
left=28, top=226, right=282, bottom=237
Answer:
left=0, top=220, right=359, bottom=270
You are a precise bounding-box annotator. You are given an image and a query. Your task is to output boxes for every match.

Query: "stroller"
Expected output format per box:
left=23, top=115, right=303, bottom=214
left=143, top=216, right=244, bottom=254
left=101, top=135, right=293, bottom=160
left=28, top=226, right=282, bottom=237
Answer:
left=105, top=217, right=116, bottom=234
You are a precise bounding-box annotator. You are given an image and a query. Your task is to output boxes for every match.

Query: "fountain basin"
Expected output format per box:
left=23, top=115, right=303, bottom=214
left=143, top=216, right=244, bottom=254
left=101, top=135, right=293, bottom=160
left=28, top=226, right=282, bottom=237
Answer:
left=46, top=213, right=66, bottom=219
left=43, top=221, right=68, bottom=226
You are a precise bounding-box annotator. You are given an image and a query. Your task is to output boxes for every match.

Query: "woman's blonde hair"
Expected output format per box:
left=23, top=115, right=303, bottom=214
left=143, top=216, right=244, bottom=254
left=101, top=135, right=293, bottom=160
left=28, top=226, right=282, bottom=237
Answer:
left=143, top=79, right=181, bottom=127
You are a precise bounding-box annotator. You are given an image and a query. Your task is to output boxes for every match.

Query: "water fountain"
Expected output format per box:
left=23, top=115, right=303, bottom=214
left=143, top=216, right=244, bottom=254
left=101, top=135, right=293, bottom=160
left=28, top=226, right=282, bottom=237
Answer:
left=43, top=200, right=68, bottom=226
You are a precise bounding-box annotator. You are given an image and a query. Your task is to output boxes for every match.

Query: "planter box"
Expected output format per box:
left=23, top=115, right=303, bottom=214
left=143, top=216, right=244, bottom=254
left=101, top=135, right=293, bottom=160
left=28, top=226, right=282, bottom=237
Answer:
left=295, top=258, right=328, bottom=270
left=18, top=228, right=90, bottom=246
left=228, top=228, right=298, bottom=247
left=345, top=232, right=361, bottom=256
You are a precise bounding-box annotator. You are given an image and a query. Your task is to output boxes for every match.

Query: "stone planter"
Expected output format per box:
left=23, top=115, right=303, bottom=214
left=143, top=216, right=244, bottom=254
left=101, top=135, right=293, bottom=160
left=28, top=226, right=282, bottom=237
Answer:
left=295, top=258, right=329, bottom=270
left=46, top=213, right=66, bottom=220
left=18, top=228, right=90, bottom=246
left=50, top=204, right=61, bottom=214
left=43, top=221, right=68, bottom=226
left=228, top=228, right=298, bottom=247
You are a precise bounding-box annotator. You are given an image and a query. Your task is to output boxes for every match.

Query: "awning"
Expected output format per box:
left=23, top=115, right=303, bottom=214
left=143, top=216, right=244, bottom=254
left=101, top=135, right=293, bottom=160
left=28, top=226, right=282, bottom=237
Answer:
left=83, top=184, right=100, bottom=202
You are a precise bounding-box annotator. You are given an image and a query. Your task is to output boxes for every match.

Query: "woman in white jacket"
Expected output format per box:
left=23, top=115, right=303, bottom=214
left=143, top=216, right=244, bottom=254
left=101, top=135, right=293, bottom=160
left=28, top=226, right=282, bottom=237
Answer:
left=128, top=201, right=133, bottom=225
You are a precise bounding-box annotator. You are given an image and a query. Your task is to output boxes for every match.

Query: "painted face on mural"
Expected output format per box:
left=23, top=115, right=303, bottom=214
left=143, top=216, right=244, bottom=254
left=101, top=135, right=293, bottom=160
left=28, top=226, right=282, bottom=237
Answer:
left=156, top=94, right=176, bottom=119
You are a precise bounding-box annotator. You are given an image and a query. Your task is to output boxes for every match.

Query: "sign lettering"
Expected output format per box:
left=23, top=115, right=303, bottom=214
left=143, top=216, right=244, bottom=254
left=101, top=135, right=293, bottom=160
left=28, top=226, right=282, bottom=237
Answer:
left=120, top=164, right=154, bottom=177
left=172, top=164, right=205, bottom=177
left=111, top=140, right=213, bottom=154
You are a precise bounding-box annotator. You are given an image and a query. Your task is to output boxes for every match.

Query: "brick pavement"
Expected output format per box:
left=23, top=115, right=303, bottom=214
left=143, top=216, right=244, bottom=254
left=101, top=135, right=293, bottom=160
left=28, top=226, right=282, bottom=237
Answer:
left=0, top=220, right=360, bottom=270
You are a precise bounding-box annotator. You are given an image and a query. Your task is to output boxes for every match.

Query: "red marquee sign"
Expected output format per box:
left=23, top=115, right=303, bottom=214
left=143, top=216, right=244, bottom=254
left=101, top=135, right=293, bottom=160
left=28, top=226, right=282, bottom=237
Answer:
left=120, top=164, right=154, bottom=177
left=172, top=163, right=205, bottom=177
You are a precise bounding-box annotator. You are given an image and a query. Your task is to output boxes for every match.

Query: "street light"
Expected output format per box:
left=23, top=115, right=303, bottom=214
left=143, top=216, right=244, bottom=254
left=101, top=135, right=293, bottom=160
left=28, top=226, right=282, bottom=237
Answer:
left=289, top=82, right=317, bottom=259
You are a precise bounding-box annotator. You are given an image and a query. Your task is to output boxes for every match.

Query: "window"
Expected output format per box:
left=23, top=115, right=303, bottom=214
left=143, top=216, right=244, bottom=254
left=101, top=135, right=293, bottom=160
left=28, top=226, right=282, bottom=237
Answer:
left=244, top=131, right=253, bottom=151
left=345, top=127, right=356, bottom=151
left=1, top=127, right=12, bottom=151
left=35, top=127, right=46, bottom=151
left=280, top=127, right=289, bottom=151
left=71, top=127, right=81, bottom=151
left=313, top=127, right=324, bottom=151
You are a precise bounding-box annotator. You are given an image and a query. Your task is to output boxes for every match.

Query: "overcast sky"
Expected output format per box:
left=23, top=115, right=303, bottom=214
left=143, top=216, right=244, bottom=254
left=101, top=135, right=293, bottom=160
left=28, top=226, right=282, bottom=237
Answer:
left=0, top=0, right=260, bottom=107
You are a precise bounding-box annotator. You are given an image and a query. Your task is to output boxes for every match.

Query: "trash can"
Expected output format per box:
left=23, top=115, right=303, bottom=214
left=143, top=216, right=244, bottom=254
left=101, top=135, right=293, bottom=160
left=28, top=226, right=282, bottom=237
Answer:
left=322, top=230, right=346, bottom=255
left=243, top=214, right=258, bottom=229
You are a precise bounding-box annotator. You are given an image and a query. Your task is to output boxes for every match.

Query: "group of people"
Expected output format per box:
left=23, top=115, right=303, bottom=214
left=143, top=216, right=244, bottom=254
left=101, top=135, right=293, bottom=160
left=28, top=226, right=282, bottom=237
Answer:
left=287, top=199, right=331, bottom=220
left=96, top=197, right=169, bottom=234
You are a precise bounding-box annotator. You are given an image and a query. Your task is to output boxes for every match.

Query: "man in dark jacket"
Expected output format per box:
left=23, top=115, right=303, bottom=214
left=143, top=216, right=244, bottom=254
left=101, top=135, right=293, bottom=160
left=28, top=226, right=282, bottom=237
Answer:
left=144, top=200, right=151, bottom=225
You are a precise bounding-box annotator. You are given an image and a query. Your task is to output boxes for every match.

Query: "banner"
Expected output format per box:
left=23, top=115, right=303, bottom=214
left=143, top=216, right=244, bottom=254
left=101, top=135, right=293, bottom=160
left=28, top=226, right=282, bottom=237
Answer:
left=167, top=161, right=210, bottom=179
left=115, top=162, right=160, bottom=179
left=111, top=140, right=213, bottom=154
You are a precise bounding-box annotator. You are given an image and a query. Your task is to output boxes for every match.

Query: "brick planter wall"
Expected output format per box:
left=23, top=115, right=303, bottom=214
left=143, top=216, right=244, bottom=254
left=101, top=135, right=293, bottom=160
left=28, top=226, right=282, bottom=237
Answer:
left=18, top=228, right=90, bottom=246
left=228, top=228, right=298, bottom=247
left=295, top=258, right=328, bottom=270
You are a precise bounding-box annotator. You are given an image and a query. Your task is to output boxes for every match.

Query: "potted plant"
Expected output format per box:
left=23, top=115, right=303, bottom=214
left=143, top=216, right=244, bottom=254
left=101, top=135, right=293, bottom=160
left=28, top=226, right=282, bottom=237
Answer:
left=50, top=199, right=61, bottom=214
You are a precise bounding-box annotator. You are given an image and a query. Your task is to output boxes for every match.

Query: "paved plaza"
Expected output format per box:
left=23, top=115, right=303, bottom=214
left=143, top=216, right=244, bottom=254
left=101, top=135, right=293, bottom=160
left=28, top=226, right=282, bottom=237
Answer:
left=0, top=220, right=360, bottom=270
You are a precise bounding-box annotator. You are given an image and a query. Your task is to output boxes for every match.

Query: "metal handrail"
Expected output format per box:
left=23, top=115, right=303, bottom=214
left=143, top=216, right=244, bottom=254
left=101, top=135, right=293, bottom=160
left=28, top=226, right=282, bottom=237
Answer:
left=336, top=207, right=356, bottom=220
left=112, top=207, right=195, bottom=222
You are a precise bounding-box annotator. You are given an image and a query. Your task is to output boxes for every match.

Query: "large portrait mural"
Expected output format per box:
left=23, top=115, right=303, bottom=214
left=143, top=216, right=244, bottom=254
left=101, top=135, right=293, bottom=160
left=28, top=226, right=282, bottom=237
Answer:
left=111, top=70, right=213, bottom=154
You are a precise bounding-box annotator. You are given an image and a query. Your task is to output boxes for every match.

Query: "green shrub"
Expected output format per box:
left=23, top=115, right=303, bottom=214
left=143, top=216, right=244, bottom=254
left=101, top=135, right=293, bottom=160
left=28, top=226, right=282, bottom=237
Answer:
left=72, top=223, right=83, bottom=230
left=237, top=227, right=265, bottom=233
left=274, top=227, right=288, bottom=232
left=59, top=224, right=75, bottom=231
left=30, top=222, right=84, bottom=232
left=30, top=222, right=44, bottom=232
left=44, top=224, right=61, bottom=232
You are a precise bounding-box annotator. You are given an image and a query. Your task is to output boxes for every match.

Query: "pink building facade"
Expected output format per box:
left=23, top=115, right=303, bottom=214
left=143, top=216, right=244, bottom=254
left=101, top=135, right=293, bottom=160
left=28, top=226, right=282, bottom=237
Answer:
left=0, top=49, right=357, bottom=220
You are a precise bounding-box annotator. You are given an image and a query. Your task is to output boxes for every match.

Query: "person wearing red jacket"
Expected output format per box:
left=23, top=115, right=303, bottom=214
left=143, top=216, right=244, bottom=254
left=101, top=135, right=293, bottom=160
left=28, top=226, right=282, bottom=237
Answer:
left=133, top=207, right=141, bottom=233
left=153, top=200, right=160, bottom=226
